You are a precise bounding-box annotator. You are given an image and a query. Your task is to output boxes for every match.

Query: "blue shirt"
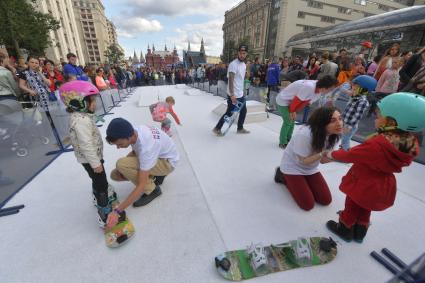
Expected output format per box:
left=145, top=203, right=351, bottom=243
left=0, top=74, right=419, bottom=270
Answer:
left=267, top=63, right=281, bottom=86
left=63, top=63, right=88, bottom=81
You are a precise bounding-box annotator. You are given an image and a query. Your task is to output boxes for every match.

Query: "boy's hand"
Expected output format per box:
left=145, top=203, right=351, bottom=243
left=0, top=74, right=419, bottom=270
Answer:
left=289, top=112, right=297, bottom=121
left=93, top=164, right=103, bottom=173
left=106, top=211, right=119, bottom=228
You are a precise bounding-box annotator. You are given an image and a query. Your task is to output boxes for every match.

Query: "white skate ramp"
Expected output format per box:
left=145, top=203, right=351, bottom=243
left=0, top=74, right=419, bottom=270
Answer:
left=1, top=85, right=424, bottom=283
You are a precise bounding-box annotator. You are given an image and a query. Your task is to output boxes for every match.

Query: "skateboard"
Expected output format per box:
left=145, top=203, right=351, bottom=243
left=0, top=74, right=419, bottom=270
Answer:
left=214, top=237, right=337, bottom=281
left=221, top=101, right=245, bottom=136
left=104, top=200, right=135, bottom=248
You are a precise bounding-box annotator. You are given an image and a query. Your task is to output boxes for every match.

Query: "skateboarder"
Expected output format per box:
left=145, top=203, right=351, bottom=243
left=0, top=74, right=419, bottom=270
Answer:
left=326, top=92, right=425, bottom=243
left=106, top=118, right=179, bottom=227
left=213, top=44, right=250, bottom=136
left=59, top=80, right=123, bottom=228
left=149, top=96, right=181, bottom=136
left=274, top=106, right=343, bottom=211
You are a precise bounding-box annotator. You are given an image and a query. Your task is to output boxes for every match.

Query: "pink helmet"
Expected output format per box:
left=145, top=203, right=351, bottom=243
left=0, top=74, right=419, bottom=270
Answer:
left=59, top=80, right=99, bottom=111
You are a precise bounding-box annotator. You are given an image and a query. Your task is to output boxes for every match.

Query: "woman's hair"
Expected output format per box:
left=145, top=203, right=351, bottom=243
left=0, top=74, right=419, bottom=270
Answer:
left=307, top=106, right=341, bottom=152
left=45, top=59, right=55, bottom=66
left=373, top=55, right=382, bottom=63
left=385, top=43, right=401, bottom=56
left=96, top=67, right=104, bottom=74
left=308, top=57, right=316, bottom=68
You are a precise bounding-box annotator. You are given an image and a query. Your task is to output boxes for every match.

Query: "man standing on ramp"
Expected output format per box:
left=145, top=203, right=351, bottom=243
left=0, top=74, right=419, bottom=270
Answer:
left=213, top=45, right=250, bottom=136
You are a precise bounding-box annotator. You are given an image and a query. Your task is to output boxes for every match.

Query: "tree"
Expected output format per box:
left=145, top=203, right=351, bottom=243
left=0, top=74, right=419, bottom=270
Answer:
left=221, top=39, right=236, bottom=64
left=104, top=44, right=125, bottom=64
left=0, top=0, right=59, bottom=62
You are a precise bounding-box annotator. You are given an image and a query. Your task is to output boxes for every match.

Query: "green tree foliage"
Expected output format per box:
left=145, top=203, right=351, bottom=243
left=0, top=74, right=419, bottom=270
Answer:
left=221, top=39, right=236, bottom=64
left=104, top=44, right=125, bottom=64
left=221, top=37, right=254, bottom=63
left=0, top=0, right=60, bottom=59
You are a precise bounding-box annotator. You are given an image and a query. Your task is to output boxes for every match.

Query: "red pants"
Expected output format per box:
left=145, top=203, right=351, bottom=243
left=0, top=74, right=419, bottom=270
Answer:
left=339, top=196, right=371, bottom=228
left=283, top=172, right=332, bottom=211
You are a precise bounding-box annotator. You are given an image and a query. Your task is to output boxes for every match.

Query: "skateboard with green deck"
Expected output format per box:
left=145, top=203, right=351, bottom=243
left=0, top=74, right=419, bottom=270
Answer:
left=214, top=237, right=337, bottom=281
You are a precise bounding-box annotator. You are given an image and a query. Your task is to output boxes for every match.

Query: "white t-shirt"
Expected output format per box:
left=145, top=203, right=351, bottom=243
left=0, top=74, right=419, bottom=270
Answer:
left=131, top=125, right=179, bottom=171
left=280, top=126, right=335, bottom=175
left=227, top=58, right=246, bottom=98
left=275, top=80, right=319, bottom=107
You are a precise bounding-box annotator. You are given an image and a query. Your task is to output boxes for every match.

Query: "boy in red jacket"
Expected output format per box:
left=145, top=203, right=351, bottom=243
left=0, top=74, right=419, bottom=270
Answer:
left=326, top=92, right=425, bottom=243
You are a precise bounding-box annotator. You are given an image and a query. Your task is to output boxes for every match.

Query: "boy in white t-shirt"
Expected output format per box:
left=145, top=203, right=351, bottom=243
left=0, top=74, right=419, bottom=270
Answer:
left=105, top=118, right=179, bottom=227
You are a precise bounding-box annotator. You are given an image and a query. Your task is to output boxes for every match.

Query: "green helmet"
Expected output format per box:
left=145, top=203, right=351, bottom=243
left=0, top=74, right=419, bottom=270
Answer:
left=377, top=92, right=425, bottom=132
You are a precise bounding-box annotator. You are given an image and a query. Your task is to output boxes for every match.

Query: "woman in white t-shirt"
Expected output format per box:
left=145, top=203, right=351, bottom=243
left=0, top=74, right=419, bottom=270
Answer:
left=274, top=107, right=343, bottom=211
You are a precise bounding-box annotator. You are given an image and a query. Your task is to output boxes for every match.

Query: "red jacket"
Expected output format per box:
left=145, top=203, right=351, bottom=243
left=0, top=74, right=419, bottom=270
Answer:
left=331, top=135, right=415, bottom=211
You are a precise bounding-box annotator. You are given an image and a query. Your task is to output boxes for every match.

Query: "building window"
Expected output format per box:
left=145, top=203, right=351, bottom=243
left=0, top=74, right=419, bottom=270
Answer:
left=338, top=7, right=352, bottom=14
left=298, top=11, right=305, bottom=18
left=321, top=16, right=335, bottom=23
left=274, top=1, right=280, bottom=8
left=307, top=0, right=323, bottom=9
left=354, top=0, right=366, bottom=5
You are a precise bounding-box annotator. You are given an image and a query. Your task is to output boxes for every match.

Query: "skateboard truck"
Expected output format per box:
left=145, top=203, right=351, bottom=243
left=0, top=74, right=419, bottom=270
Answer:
left=215, top=255, right=231, bottom=271
left=319, top=237, right=337, bottom=253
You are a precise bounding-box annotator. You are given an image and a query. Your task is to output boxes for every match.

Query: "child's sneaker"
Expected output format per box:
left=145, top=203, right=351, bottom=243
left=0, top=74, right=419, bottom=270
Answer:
left=92, top=185, right=118, bottom=207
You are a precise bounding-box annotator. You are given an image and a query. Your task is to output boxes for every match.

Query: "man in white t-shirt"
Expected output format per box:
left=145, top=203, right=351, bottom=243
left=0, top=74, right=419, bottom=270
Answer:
left=105, top=118, right=179, bottom=226
left=213, top=44, right=250, bottom=136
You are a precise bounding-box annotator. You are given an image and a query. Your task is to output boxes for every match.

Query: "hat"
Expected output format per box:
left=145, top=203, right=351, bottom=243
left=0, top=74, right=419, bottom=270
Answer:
left=106, top=118, right=134, bottom=140
left=361, top=41, right=372, bottom=49
left=238, top=44, right=248, bottom=52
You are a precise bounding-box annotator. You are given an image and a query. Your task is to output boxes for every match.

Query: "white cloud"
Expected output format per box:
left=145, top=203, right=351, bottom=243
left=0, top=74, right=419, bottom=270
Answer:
left=167, top=19, right=224, bottom=57
left=125, top=0, right=240, bottom=17
left=114, top=17, right=163, bottom=37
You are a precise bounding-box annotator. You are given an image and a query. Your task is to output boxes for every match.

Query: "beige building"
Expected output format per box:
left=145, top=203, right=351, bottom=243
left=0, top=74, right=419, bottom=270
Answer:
left=223, top=0, right=415, bottom=60
left=37, top=0, right=86, bottom=65
left=106, top=18, right=125, bottom=54
left=276, top=0, right=415, bottom=56
left=223, top=0, right=273, bottom=62
left=72, top=0, right=110, bottom=65
left=206, top=56, right=221, bottom=64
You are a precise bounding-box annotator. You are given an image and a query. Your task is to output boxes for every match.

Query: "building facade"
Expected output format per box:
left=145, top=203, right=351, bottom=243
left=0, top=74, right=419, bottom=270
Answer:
left=223, top=0, right=272, bottom=62
left=182, top=39, right=207, bottom=68
left=223, top=0, right=416, bottom=60
left=106, top=18, right=125, bottom=54
left=275, top=0, right=415, bottom=57
left=145, top=44, right=180, bottom=69
left=72, top=0, right=110, bottom=65
left=37, top=0, right=86, bottom=65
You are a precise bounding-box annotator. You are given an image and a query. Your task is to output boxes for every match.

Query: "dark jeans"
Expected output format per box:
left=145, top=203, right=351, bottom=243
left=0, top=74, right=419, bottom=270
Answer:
left=215, top=96, right=247, bottom=131
left=0, top=95, right=17, bottom=101
left=82, top=160, right=109, bottom=206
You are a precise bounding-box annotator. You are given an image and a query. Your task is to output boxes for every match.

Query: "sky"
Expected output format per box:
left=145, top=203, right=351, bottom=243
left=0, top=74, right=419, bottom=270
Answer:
left=102, top=0, right=242, bottom=60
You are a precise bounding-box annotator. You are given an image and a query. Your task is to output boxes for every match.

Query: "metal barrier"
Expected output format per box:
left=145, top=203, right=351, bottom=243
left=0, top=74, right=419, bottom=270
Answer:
left=0, top=86, right=136, bottom=209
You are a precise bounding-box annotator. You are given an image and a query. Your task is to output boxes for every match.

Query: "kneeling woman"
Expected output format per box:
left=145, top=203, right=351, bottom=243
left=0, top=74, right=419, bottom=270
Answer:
left=274, top=107, right=343, bottom=210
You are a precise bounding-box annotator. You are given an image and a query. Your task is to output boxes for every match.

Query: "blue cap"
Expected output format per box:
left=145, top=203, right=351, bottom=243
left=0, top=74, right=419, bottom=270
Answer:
left=106, top=118, right=134, bottom=140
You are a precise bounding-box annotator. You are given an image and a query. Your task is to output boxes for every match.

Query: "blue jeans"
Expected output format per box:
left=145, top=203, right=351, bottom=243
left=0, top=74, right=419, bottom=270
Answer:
left=341, top=125, right=358, bottom=150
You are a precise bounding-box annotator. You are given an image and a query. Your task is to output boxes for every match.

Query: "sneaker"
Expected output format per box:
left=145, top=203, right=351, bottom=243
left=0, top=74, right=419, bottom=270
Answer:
left=212, top=128, right=224, bottom=137
left=274, top=167, right=286, bottom=184
left=153, top=175, right=166, bottom=186
left=237, top=128, right=250, bottom=134
left=278, top=144, right=287, bottom=149
left=133, top=186, right=162, bottom=207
